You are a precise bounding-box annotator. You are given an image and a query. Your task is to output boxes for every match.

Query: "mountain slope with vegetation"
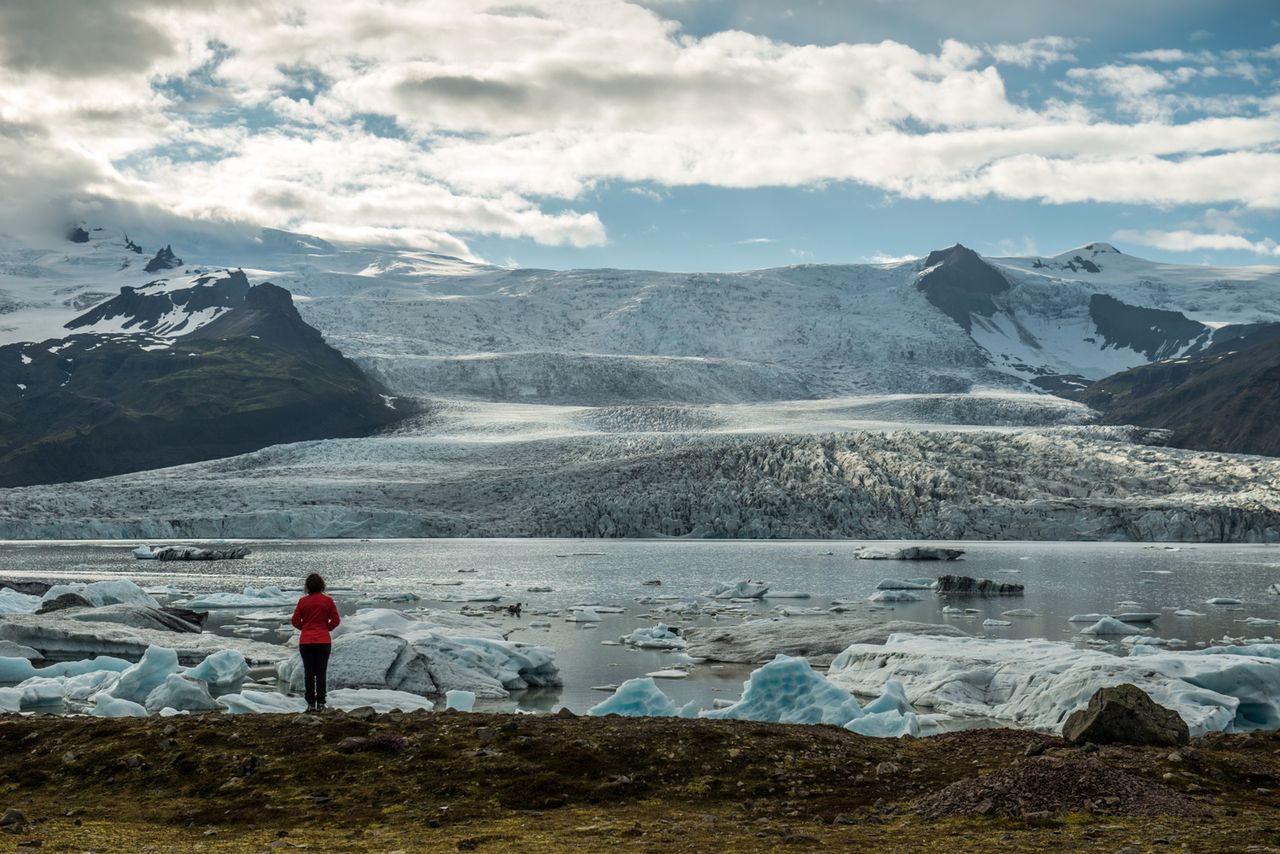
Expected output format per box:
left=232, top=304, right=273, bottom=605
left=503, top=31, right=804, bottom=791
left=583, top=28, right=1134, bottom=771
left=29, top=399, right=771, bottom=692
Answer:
left=0, top=283, right=403, bottom=487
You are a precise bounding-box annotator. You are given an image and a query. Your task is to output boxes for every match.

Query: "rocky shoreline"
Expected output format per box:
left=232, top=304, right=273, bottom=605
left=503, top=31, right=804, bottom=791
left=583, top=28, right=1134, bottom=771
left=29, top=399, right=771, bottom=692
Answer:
left=0, top=712, right=1276, bottom=852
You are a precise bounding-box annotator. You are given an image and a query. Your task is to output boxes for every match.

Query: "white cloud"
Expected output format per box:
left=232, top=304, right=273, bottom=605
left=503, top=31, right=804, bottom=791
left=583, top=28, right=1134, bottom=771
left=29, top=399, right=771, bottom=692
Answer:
left=1113, top=228, right=1280, bottom=257
left=736, top=237, right=776, bottom=244
left=987, top=36, right=1077, bottom=67
left=1, top=0, right=1278, bottom=254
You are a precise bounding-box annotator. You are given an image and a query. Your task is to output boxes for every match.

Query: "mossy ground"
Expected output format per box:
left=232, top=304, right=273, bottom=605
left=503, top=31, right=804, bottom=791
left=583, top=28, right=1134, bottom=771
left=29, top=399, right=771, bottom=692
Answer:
left=1, top=711, right=1278, bottom=852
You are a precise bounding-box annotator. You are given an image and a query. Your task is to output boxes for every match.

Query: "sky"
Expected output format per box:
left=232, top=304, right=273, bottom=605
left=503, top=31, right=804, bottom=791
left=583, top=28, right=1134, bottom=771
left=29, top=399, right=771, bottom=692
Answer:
left=0, top=0, right=1278, bottom=271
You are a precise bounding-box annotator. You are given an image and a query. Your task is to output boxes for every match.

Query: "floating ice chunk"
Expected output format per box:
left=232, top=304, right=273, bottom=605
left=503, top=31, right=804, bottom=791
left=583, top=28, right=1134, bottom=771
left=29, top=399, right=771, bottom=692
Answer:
left=218, top=691, right=308, bottom=715
left=876, top=579, right=933, bottom=590
left=12, top=676, right=65, bottom=708
left=183, top=587, right=295, bottom=609
left=701, top=655, right=862, bottom=725
left=0, top=641, right=39, bottom=662
left=1079, top=617, right=1146, bottom=636
left=0, top=589, right=42, bottom=614
left=0, top=654, right=131, bottom=683
left=1112, top=613, right=1160, bottom=623
left=589, top=677, right=678, bottom=717
left=846, top=709, right=920, bottom=738
left=869, top=590, right=926, bottom=603
left=445, top=689, right=475, bottom=712
left=93, top=695, right=148, bottom=718
left=1001, top=609, right=1038, bottom=618
left=184, top=649, right=249, bottom=695
left=1245, top=617, right=1280, bottom=627
left=705, top=580, right=769, bottom=599
left=107, top=645, right=180, bottom=704
left=1175, top=609, right=1206, bottom=617
left=43, top=580, right=158, bottom=608
left=941, top=606, right=963, bottom=615
left=764, top=591, right=812, bottom=599
left=144, top=673, right=218, bottom=712
left=1207, top=597, right=1244, bottom=605
left=0, top=688, right=19, bottom=712
left=1269, top=584, right=1280, bottom=596
left=829, top=633, right=1280, bottom=735
left=526, top=586, right=552, bottom=593
left=1068, top=613, right=1109, bottom=622
left=63, top=669, right=122, bottom=701
left=328, top=688, right=434, bottom=713
left=773, top=606, right=827, bottom=617
left=621, top=624, right=686, bottom=650
left=567, top=609, right=602, bottom=622
left=646, top=669, right=688, bottom=679
left=983, top=619, right=1012, bottom=628
left=1124, top=636, right=1186, bottom=648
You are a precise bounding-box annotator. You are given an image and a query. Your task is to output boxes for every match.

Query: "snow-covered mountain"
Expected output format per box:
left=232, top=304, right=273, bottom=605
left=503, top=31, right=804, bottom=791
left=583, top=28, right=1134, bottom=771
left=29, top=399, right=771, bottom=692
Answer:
left=2, top=226, right=1278, bottom=538
left=7, top=230, right=1278, bottom=404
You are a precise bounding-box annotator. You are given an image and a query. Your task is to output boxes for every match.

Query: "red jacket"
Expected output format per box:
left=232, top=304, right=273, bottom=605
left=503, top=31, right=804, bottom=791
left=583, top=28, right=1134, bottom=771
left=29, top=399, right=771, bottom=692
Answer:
left=291, top=593, right=341, bottom=644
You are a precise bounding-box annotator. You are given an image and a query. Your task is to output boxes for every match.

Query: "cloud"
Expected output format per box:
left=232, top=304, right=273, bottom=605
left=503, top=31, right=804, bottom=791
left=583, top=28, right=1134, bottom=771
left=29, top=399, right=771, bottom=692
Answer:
left=1113, top=228, right=1280, bottom=256
left=736, top=237, right=776, bottom=244
left=0, top=0, right=1278, bottom=255
left=987, top=36, right=1077, bottom=67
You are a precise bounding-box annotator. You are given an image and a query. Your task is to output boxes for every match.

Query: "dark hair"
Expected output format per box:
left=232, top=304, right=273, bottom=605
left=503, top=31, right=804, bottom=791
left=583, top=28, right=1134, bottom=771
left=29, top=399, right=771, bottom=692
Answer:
left=305, top=573, right=326, bottom=594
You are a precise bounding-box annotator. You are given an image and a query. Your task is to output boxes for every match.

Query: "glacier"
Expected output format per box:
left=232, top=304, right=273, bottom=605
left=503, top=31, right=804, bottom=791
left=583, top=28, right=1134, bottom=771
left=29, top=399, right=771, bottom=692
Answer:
left=2, top=231, right=1279, bottom=540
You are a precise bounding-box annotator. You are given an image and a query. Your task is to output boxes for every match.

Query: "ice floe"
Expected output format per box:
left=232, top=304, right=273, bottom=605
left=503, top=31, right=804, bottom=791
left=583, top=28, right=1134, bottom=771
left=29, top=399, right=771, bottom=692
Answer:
left=182, top=587, right=295, bottom=609
left=828, top=633, right=1280, bottom=735
left=705, top=580, right=769, bottom=599
left=620, top=624, right=686, bottom=650
left=275, top=608, right=559, bottom=699
left=43, top=580, right=158, bottom=608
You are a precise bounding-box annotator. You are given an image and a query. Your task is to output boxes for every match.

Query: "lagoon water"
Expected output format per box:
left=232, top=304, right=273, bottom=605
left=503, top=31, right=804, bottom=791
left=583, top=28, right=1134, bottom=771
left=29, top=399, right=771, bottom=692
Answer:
left=3, top=539, right=1280, bottom=713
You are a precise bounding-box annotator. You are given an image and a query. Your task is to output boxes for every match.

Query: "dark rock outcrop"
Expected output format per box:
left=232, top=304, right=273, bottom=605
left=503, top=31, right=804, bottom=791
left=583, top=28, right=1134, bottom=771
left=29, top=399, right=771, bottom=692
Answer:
left=66, top=226, right=90, bottom=243
left=915, top=244, right=1010, bottom=332
left=0, top=282, right=404, bottom=487
left=1072, top=335, right=1280, bottom=457
left=1062, top=684, right=1189, bottom=747
left=144, top=245, right=183, bottom=273
left=66, top=269, right=251, bottom=335
left=935, top=575, right=1024, bottom=596
left=0, top=579, right=51, bottom=596
left=35, top=592, right=95, bottom=614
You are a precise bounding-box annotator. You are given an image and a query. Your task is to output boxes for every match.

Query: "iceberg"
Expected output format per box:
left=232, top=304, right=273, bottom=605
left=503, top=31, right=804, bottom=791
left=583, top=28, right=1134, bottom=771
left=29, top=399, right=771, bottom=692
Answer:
left=1079, top=617, right=1145, bottom=635
left=702, top=655, right=863, bottom=725
left=828, top=633, right=1280, bottom=735
left=106, top=645, right=180, bottom=704
left=566, top=609, right=602, bottom=623
left=184, top=649, right=250, bottom=695
left=869, top=590, right=927, bottom=603
left=445, top=689, right=475, bottom=712
left=620, top=624, right=686, bottom=650
left=218, top=690, right=308, bottom=715
left=93, top=695, right=148, bottom=718
left=0, top=588, right=42, bottom=614
left=329, top=688, right=434, bottom=713
left=704, top=580, right=769, bottom=599
left=875, top=579, right=933, bottom=590
left=42, top=580, right=158, bottom=608
left=144, top=673, right=218, bottom=712
left=846, top=709, right=920, bottom=738
left=588, top=677, right=679, bottom=717
left=276, top=608, right=559, bottom=699
left=183, top=587, right=295, bottom=609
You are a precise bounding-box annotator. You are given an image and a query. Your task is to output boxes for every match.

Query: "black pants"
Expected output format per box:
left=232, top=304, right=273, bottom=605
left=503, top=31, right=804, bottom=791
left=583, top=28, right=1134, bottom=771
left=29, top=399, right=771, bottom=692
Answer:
left=299, top=643, right=331, bottom=706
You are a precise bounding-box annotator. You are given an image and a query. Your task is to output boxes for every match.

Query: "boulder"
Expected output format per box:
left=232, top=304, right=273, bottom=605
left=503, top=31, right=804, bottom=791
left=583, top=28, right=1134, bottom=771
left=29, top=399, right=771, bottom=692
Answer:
left=1063, top=684, right=1190, bottom=747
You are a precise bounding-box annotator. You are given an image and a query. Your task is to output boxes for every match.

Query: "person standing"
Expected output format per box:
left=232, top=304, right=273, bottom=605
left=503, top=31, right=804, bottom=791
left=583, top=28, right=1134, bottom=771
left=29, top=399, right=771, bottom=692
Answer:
left=291, top=573, right=341, bottom=712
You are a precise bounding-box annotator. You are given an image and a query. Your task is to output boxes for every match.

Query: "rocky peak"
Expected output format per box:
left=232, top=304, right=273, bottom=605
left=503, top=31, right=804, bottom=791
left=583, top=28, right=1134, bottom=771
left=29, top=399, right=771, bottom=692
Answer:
left=144, top=245, right=183, bottom=274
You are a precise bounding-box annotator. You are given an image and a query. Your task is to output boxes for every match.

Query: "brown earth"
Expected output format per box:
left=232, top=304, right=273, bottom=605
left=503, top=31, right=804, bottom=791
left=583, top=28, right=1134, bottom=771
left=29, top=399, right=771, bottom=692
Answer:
left=0, top=711, right=1279, bottom=852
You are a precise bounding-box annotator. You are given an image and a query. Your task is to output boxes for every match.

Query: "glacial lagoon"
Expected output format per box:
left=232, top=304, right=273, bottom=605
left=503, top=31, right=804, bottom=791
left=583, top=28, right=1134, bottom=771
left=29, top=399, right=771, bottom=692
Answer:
left=2, top=538, right=1280, bottom=714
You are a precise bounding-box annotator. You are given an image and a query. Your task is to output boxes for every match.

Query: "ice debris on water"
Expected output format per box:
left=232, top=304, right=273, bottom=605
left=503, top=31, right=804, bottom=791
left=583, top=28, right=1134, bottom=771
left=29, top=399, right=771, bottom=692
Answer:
left=620, top=624, right=686, bottom=650
left=1079, top=617, right=1146, bottom=636
left=182, top=587, right=295, bottom=609
left=704, top=580, right=769, bottom=599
